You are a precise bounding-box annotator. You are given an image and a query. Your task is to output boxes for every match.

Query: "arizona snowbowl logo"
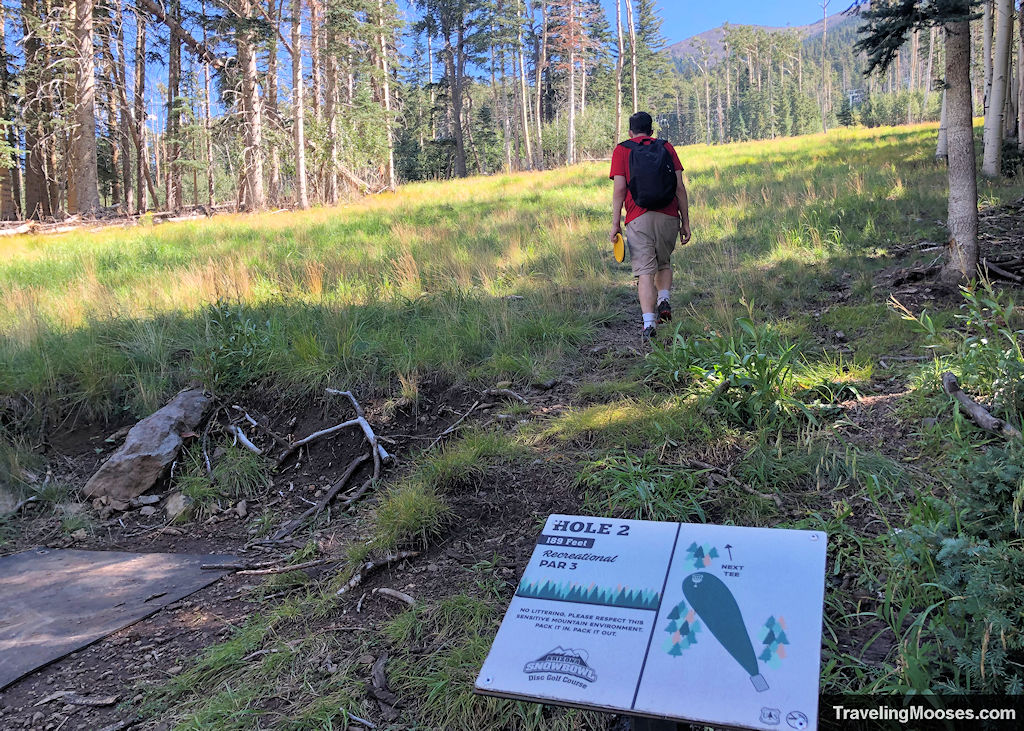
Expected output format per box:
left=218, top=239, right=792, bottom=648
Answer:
left=523, top=646, right=598, bottom=682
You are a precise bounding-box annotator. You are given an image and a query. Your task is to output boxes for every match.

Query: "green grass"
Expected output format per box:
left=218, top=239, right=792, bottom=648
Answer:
left=7, top=124, right=1024, bottom=725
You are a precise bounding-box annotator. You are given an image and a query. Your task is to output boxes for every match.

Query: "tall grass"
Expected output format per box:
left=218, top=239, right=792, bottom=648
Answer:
left=7, top=124, right=1019, bottom=418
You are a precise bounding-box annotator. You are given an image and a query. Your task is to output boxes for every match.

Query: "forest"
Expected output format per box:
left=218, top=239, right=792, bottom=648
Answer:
left=0, top=0, right=1020, bottom=220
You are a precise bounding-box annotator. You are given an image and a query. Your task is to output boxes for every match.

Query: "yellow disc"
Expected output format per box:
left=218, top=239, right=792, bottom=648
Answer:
left=613, top=232, right=625, bottom=263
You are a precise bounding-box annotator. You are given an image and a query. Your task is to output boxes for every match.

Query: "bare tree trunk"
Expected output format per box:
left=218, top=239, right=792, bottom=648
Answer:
left=1018, top=0, right=1024, bottom=152
left=267, top=0, right=281, bottom=206
left=378, top=0, right=396, bottom=189
left=106, top=50, right=121, bottom=208
left=325, top=38, right=339, bottom=204
left=72, top=0, right=100, bottom=215
left=164, top=0, right=182, bottom=210
left=625, top=0, right=638, bottom=112
left=445, top=31, right=468, bottom=177
left=533, top=0, right=546, bottom=168
left=292, top=0, right=309, bottom=207
left=983, top=0, right=994, bottom=112
left=237, top=0, right=265, bottom=210
left=516, top=0, right=532, bottom=169
left=203, top=0, right=215, bottom=205
left=135, top=6, right=148, bottom=212
left=937, top=90, right=949, bottom=159
left=0, top=2, right=18, bottom=220
left=982, top=0, right=1012, bottom=177
left=567, top=0, right=576, bottom=165
left=1002, top=4, right=1016, bottom=139
left=309, top=0, right=323, bottom=121
left=114, top=2, right=133, bottom=213
left=615, top=0, right=623, bottom=141
left=923, top=25, right=937, bottom=117
left=820, top=0, right=830, bottom=133
left=941, top=21, right=979, bottom=285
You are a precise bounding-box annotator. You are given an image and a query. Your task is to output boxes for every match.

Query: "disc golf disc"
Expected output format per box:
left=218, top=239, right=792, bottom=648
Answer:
left=613, top=232, right=626, bottom=262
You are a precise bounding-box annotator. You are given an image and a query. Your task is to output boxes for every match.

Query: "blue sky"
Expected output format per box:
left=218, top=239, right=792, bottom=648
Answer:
left=601, top=1, right=837, bottom=42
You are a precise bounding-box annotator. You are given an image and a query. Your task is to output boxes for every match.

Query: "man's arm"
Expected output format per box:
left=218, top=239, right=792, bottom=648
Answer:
left=610, top=175, right=628, bottom=243
left=676, top=171, right=691, bottom=245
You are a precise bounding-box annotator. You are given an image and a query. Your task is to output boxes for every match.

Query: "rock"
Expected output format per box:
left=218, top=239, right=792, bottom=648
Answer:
left=83, top=388, right=211, bottom=501
left=134, top=495, right=161, bottom=506
left=167, top=665, right=183, bottom=674
left=139, top=506, right=157, bottom=517
left=235, top=500, right=247, bottom=519
left=71, top=529, right=87, bottom=540
left=164, top=492, right=193, bottom=522
left=31, top=712, right=43, bottom=725
left=495, top=380, right=512, bottom=388
left=835, top=330, right=847, bottom=341
left=59, top=502, right=87, bottom=516
left=533, top=379, right=558, bottom=390
left=922, top=417, right=938, bottom=429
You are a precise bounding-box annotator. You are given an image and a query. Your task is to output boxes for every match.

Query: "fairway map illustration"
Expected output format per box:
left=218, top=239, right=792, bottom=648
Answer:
left=476, top=515, right=828, bottom=730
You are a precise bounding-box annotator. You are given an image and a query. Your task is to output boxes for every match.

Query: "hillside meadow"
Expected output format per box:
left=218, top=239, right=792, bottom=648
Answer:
left=2, top=124, right=1024, bottom=728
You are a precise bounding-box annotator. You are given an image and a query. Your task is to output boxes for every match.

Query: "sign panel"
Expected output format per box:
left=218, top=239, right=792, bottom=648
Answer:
left=475, top=515, right=828, bottom=731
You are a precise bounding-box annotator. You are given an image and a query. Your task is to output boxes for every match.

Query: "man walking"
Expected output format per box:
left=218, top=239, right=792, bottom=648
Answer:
left=609, top=111, right=691, bottom=340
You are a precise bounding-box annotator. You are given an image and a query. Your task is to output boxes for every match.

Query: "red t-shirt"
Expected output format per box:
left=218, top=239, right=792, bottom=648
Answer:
left=609, top=136, right=683, bottom=224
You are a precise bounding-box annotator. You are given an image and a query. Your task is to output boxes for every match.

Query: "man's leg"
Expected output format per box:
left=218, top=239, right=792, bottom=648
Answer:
left=626, top=214, right=659, bottom=333
left=653, top=214, right=678, bottom=322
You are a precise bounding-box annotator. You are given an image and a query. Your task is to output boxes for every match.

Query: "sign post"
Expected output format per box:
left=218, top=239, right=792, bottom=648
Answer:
left=475, top=515, right=828, bottom=731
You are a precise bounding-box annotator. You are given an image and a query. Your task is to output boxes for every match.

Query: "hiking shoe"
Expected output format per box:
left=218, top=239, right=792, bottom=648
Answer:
left=657, top=300, right=672, bottom=324
left=642, top=325, right=657, bottom=342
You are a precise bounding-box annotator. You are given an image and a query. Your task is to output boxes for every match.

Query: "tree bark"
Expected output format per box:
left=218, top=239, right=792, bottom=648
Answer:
left=378, top=0, right=397, bottom=189
left=820, top=0, right=829, bottom=133
left=982, top=0, right=1012, bottom=177
left=615, top=0, right=623, bottom=141
left=516, top=0, right=532, bottom=170
left=533, top=0, right=546, bottom=168
left=325, top=36, right=339, bottom=203
left=23, top=0, right=50, bottom=219
left=165, top=0, right=182, bottom=210
left=309, top=0, right=323, bottom=121
left=267, top=0, right=281, bottom=206
left=72, top=0, right=100, bottom=215
left=237, top=0, right=266, bottom=210
left=292, top=0, right=309, bottom=208
left=444, top=29, right=468, bottom=177
left=0, top=2, right=18, bottom=220
left=135, top=5, right=148, bottom=212
left=625, top=0, right=638, bottom=112
left=923, top=25, right=937, bottom=116
left=937, top=90, right=949, bottom=159
left=567, top=0, right=576, bottom=165
left=1018, top=0, right=1023, bottom=152
left=983, top=0, right=994, bottom=112
left=114, top=2, right=133, bottom=213
left=203, top=0, right=215, bottom=206
left=940, top=21, right=979, bottom=285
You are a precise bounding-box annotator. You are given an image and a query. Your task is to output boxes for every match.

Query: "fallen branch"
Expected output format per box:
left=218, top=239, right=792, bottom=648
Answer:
left=687, top=459, right=784, bottom=509
left=340, top=478, right=376, bottom=511
left=9, top=495, right=39, bottom=514
left=269, top=453, right=370, bottom=540
left=372, top=587, right=416, bottom=606
left=982, top=258, right=1024, bottom=283
left=325, top=388, right=392, bottom=474
left=276, top=418, right=363, bottom=466
left=941, top=372, right=1022, bottom=440
left=231, top=406, right=290, bottom=449
left=336, top=551, right=419, bottom=596
left=482, top=388, right=528, bottom=404
left=347, top=714, right=377, bottom=729
left=425, top=400, right=480, bottom=451
left=238, top=557, right=341, bottom=575
left=226, top=425, right=263, bottom=455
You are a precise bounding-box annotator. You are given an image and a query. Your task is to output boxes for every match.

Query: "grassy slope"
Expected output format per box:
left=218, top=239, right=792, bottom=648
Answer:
left=3, top=125, right=1024, bottom=728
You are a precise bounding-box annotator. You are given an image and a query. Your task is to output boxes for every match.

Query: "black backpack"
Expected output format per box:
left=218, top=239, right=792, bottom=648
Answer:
left=621, top=138, right=677, bottom=210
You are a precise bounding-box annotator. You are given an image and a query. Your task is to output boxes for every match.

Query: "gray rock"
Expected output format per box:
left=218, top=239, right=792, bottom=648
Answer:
left=235, top=500, right=247, bottom=519
left=164, top=491, right=193, bottom=522
left=134, top=495, right=161, bottom=506
left=83, top=388, right=211, bottom=501
left=139, top=506, right=157, bottom=517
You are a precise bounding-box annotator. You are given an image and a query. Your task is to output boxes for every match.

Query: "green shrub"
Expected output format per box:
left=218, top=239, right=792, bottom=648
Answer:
left=897, top=444, right=1024, bottom=692
left=645, top=316, right=814, bottom=427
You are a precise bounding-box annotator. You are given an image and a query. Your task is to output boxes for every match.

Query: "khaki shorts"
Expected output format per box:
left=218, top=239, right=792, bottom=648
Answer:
left=625, top=212, right=679, bottom=276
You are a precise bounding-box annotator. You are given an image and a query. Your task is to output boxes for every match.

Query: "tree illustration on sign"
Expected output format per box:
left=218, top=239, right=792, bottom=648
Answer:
left=758, top=615, right=790, bottom=669
left=661, top=599, right=701, bottom=656
left=683, top=572, right=769, bottom=692
left=684, top=542, right=719, bottom=569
